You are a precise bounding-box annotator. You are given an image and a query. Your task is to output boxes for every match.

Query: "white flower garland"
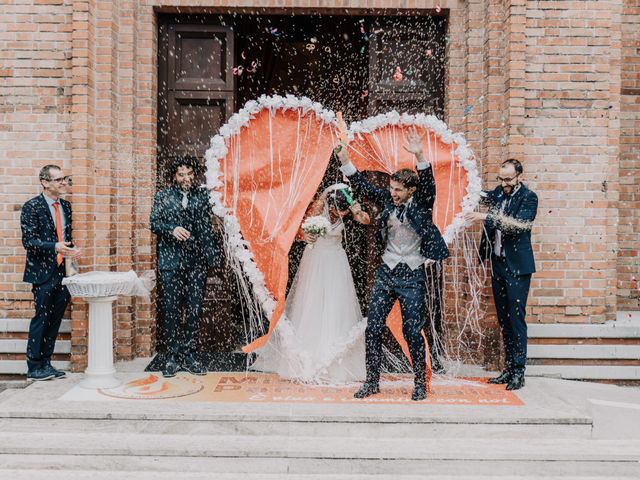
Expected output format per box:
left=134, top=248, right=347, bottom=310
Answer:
left=347, top=111, right=482, bottom=244
left=205, top=96, right=480, bottom=324
left=204, top=95, right=337, bottom=319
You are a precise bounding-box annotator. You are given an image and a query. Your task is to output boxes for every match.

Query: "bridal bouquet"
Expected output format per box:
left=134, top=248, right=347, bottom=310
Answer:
left=301, top=215, right=331, bottom=237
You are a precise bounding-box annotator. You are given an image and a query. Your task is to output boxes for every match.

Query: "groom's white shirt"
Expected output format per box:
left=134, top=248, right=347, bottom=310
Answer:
left=339, top=161, right=429, bottom=271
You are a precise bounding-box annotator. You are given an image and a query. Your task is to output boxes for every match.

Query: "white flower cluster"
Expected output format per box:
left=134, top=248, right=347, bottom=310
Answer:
left=301, top=215, right=331, bottom=237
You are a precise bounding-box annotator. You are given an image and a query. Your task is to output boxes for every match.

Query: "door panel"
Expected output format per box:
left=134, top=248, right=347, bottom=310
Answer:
left=168, top=25, right=234, bottom=91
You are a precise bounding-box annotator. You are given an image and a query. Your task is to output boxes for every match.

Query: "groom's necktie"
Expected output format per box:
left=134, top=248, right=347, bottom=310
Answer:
left=395, top=204, right=406, bottom=223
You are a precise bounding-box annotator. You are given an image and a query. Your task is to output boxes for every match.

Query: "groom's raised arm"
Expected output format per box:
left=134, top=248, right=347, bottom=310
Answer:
left=337, top=147, right=389, bottom=208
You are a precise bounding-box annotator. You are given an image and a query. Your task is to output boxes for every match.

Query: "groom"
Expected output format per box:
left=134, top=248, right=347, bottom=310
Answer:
left=338, top=129, right=449, bottom=401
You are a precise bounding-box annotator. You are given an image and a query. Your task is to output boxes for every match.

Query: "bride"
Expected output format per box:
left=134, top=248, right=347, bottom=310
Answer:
left=250, top=183, right=371, bottom=384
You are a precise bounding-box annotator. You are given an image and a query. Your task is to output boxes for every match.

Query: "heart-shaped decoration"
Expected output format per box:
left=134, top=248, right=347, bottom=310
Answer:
left=205, top=95, right=481, bottom=354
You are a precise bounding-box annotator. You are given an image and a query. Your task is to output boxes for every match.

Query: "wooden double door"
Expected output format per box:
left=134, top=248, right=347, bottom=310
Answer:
left=156, top=13, right=447, bottom=356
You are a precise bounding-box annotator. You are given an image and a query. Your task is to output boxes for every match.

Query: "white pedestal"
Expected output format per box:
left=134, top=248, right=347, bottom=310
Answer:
left=80, top=296, right=121, bottom=389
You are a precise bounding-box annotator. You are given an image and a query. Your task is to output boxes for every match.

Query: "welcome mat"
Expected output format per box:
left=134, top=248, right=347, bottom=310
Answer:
left=91, top=373, right=523, bottom=406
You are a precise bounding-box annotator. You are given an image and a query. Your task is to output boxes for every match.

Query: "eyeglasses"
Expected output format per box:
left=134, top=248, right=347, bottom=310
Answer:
left=496, top=174, right=519, bottom=183
left=48, top=176, right=72, bottom=186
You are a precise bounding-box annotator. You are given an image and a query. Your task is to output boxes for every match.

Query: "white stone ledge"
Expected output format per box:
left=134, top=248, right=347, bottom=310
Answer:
left=528, top=344, right=640, bottom=360
left=0, top=339, right=71, bottom=355
left=528, top=322, right=640, bottom=339
left=0, top=319, right=71, bottom=334
left=527, top=365, right=640, bottom=380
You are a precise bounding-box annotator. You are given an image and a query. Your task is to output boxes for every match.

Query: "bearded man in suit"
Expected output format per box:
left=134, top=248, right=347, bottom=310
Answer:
left=465, top=158, right=538, bottom=390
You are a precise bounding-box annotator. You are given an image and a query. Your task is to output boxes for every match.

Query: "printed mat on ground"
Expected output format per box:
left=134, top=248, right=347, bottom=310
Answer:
left=93, top=373, right=523, bottom=406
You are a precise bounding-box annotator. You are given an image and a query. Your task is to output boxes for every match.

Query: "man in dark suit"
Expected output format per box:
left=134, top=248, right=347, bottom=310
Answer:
left=338, top=129, right=449, bottom=401
left=21, top=165, right=80, bottom=381
left=150, top=157, right=222, bottom=378
left=465, top=158, right=538, bottom=390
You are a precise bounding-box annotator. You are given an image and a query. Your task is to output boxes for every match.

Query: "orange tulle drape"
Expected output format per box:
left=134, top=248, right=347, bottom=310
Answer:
left=218, top=108, right=337, bottom=353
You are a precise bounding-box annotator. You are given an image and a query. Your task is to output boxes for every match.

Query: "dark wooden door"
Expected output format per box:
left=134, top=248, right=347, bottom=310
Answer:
left=367, top=16, right=446, bottom=117
left=157, top=19, right=245, bottom=360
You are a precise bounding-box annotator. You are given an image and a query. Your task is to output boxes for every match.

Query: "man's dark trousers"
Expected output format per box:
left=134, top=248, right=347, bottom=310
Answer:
left=159, top=264, right=207, bottom=358
left=27, top=266, right=70, bottom=372
left=491, top=255, right=531, bottom=374
left=365, top=263, right=427, bottom=384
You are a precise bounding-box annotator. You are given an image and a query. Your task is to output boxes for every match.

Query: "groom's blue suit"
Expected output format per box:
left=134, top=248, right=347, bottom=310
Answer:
left=344, top=162, right=449, bottom=387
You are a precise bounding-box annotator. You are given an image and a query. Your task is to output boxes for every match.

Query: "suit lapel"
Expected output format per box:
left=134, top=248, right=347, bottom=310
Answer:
left=38, top=194, right=57, bottom=235
left=61, top=199, right=72, bottom=242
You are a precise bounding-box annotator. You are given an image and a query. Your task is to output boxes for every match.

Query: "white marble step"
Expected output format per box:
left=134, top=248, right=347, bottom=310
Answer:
left=527, top=365, right=640, bottom=380
left=0, top=318, right=71, bottom=334
left=1, top=431, right=639, bottom=462
left=1, top=470, right=637, bottom=480
left=0, top=417, right=592, bottom=440
left=528, top=344, right=640, bottom=359
left=528, top=322, right=640, bottom=338
left=0, top=339, right=71, bottom=354
left=0, top=360, right=70, bottom=375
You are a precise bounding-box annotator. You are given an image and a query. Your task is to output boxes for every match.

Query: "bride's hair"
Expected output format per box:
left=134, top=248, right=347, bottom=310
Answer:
left=328, top=189, right=352, bottom=212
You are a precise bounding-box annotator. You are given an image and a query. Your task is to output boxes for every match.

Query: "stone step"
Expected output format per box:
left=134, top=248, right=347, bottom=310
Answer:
left=1, top=431, right=638, bottom=462
left=0, top=360, right=70, bottom=375
left=0, top=339, right=71, bottom=354
left=0, top=454, right=638, bottom=477
left=528, top=344, right=640, bottom=359
left=1, top=468, right=639, bottom=480
left=527, top=365, right=640, bottom=380
left=528, top=322, right=640, bottom=339
left=0, top=318, right=71, bottom=334
left=0, top=417, right=592, bottom=440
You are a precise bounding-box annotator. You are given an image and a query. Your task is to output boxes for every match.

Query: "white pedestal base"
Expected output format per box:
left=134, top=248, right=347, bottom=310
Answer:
left=80, top=296, right=121, bottom=389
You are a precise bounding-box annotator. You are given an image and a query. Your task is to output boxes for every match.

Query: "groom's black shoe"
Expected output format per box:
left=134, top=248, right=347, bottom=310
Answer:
left=411, top=383, right=427, bottom=401
left=354, top=382, right=380, bottom=399
left=506, top=371, right=525, bottom=391
left=488, top=370, right=512, bottom=384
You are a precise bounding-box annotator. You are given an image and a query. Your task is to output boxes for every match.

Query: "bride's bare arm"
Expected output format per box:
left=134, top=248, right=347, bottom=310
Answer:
left=350, top=202, right=370, bottom=225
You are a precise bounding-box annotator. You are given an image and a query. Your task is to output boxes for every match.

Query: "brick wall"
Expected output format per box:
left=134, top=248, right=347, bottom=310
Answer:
left=0, top=1, right=73, bottom=320
left=618, top=0, right=640, bottom=311
left=1, top=0, right=638, bottom=370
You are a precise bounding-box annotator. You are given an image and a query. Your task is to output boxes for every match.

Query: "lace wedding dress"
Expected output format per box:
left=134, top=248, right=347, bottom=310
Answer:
left=250, top=213, right=367, bottom=384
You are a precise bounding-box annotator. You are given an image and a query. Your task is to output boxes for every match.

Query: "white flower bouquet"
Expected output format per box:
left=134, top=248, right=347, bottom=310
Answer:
left=301, top=215, right=331, bottom=237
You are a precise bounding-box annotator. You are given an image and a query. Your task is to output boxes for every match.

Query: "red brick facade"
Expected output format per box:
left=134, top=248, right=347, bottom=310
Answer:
left=1, top=1, right=638, bottom=370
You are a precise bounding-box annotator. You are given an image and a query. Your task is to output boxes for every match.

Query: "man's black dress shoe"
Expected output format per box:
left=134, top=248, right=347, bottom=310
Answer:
left=353, top=382, right=380, bottom=399
left=411, top=384, right=427, bottom=401
left=45, top=363, right=66, bottom=379
left=26, top=368, right=55, bottom=381
left=162, top=358, right=179, bottom=378
left=183, top=355, right=207, bottom=376
left=488, top=370, right=512, bottom=384
left=506, top=372, right=525, bottom=390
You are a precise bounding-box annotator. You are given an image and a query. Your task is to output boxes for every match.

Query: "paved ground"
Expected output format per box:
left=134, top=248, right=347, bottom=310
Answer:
left=0, top=359, right=639, bottom=479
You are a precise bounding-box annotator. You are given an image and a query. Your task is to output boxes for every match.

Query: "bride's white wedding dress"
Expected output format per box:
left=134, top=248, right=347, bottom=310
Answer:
left=251, top=213, right=366, bottom=384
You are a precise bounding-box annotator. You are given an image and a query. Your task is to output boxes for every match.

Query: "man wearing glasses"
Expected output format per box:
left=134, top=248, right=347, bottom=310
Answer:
left=21, top=165, right=81, bottom=381
left=465, top=159, right=538, bottom=390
